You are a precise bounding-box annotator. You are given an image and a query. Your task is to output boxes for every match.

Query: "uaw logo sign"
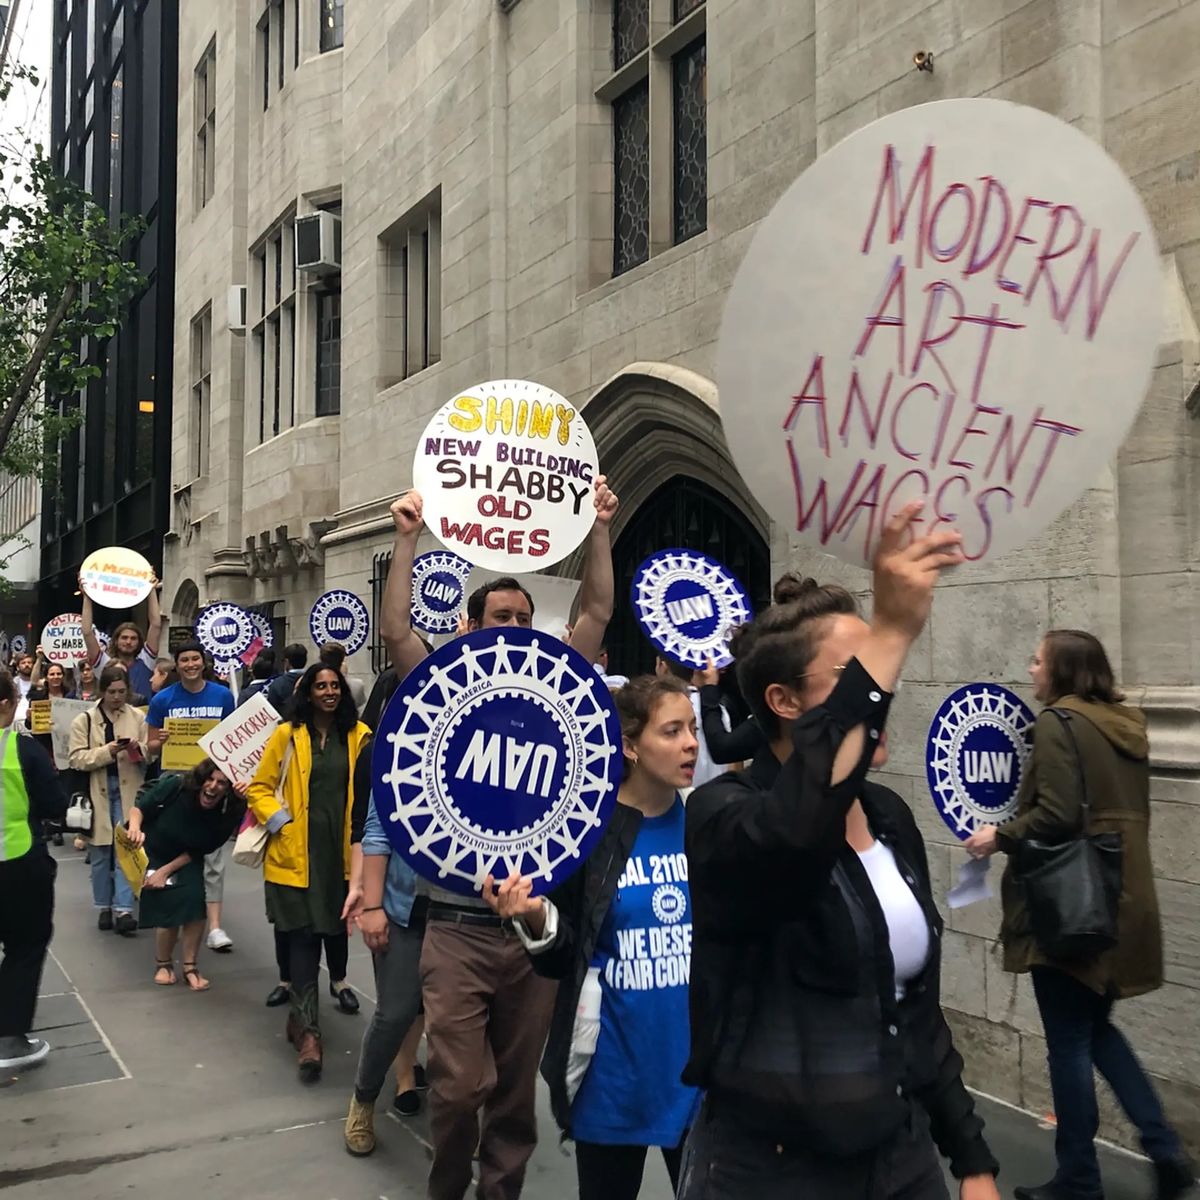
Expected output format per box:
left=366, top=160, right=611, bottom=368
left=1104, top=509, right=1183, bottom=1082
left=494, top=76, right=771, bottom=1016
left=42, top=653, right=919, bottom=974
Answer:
left=247, top=610, right=274, bottom=650
left=926, top=683, right=1035, bottom=839
left=631, top=549, right=752, bottom=670
left=10, top=634, right=25, bottom=657
left=309, top=590, right=370, bottom=657
left=373, top=626, right=622, bottom=897
left=410, top=550, right=473, bottom=635
left=194, top=602, right=255, bottom=662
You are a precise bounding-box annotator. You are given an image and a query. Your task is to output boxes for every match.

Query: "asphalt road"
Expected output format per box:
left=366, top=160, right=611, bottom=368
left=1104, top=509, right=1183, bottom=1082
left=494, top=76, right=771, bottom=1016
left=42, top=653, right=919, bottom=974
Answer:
left=0, top=846, right=1155, bottom=1200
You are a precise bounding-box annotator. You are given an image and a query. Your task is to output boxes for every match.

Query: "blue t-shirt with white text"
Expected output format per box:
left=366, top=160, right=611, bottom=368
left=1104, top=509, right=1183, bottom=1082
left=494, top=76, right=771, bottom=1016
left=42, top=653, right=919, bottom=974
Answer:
left=146, top=680, right=235, bottom=728
left=570, top=798, right=699, bottom=1147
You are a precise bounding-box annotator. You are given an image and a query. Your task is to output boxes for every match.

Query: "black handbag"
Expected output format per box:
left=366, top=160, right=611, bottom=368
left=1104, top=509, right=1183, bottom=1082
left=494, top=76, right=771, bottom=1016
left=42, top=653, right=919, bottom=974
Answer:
left=1016, top=709, right=1123, bottom=962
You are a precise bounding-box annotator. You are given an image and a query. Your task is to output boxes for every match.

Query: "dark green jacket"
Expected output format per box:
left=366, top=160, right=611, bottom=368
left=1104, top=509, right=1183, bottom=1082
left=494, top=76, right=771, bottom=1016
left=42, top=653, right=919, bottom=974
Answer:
left=997, top=696, right=1162, bottom=998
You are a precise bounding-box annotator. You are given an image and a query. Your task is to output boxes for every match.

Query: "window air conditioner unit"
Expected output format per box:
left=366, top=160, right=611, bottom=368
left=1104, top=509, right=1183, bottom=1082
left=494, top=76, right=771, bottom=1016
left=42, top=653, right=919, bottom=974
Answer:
left=227, top=285, right=247, bottom=333
left=295, top=212, right=342, bottom=275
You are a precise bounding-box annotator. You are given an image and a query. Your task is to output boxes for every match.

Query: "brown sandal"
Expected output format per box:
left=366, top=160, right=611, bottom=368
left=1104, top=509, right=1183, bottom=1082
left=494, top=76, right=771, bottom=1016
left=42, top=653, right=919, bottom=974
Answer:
left=154, top=960, right=177, bottom=986
left=181, top=962, right=210, bottom=992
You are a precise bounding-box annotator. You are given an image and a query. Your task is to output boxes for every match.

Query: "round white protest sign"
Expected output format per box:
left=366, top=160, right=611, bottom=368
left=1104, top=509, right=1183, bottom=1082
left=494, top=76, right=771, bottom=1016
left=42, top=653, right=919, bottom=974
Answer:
left=718, top=99, right=1161, bottom=568
left=247, top=610, right=274, bottom=651
left=11, top=635, right=26, bottom=657
left=412, top=380, right=600, bottom=572
left=309, top=590, right=370, bottom=657
left=194, top=602, right=255, bottom=662
left=41, top=613, right=88, bottom=664
left=80, top=546, right=156, bottom=609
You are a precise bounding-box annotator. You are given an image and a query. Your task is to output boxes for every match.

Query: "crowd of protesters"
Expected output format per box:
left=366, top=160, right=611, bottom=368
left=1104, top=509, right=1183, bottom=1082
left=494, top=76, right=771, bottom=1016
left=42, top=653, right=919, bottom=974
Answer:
left=0, top=486, right=1194, bottom=1200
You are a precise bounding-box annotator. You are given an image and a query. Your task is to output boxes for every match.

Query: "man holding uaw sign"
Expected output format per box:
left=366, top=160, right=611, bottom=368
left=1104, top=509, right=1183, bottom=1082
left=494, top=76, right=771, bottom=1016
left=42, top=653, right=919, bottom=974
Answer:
left=345, top=378, right=621, bottom=1199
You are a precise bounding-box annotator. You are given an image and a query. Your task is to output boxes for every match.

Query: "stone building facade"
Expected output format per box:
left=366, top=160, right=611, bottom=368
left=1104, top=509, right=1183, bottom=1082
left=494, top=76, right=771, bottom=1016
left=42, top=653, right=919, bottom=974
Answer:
left=166, top=0, right=1200, bottom=1150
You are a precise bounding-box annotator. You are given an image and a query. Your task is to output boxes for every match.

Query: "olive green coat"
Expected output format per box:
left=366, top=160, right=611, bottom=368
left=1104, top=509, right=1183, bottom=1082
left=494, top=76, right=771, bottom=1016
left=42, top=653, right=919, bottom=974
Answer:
left=997, top=695, right=1163, bottom=998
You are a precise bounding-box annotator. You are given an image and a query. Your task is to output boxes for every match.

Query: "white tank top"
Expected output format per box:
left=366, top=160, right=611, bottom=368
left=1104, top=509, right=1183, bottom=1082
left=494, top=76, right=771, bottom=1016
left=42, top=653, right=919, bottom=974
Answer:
left=855, top=840, right=931, bottom=1000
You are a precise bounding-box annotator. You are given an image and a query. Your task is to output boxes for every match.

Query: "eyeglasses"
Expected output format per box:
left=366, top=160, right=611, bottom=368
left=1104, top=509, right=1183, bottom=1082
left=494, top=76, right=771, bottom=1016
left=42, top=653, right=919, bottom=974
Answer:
left=794, top=663, right=848, bottom=682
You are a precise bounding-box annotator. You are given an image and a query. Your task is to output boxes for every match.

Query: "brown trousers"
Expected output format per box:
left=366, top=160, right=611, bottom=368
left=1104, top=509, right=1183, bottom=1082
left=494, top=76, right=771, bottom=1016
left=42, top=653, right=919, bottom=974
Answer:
left=420, top=921, right=556, bottom=1200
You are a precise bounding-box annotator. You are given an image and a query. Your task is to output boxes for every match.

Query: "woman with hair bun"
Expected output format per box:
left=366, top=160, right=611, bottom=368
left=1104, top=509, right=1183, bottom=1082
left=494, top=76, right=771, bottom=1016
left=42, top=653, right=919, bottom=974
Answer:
left=484, top=675, right=701, bottom=1199
left=125, top=761, right=246, bottom=992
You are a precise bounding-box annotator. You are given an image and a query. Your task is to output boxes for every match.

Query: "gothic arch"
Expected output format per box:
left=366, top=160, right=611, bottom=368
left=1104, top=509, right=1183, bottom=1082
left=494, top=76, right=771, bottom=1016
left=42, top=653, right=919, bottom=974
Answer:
left=172, top=578, right=200, bottom=624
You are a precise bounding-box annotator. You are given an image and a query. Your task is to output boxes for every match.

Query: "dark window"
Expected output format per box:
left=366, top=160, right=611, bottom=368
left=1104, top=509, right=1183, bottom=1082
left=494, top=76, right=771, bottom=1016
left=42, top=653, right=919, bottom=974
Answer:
left=613, top=81, right=650, bottom=276
left=369, top=550, right=393, bottom=674
left=613, top=0, right=648, bottom=69
left=260, top=13, right=270, bottom=109
left=319, top=0, right=343, bottom=51
left=672, top=37, right=707, bottom=245
left=315, top=289, right=341, bottom=416
left=293, top=0, right=300, bottom=67
left=674, top=0, right=704, bottom=20
left=108, top=61, right=124, bottom=219
left=277, top=0, right=285, bottom=87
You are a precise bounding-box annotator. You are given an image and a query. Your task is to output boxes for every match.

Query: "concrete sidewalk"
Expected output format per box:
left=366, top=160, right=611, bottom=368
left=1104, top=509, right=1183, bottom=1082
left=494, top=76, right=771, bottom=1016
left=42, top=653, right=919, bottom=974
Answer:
left=0, top=847, right=1158, bottom=1199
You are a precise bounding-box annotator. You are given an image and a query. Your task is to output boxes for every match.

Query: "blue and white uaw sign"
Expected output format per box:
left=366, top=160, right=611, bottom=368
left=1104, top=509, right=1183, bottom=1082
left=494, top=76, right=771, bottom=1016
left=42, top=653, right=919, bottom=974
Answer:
left=10, top=634, right=25, bottom=656
left=631, top=549, right=752, bottom=670
left=373, top=626, right=623, bottom=897
left=247, top=609, right=274, bottom=650
left=926, top=683, right=1035, bottom=840
left=194, top=602, right=256, bottom=662
left=309, top=590, right=370, bottom=657
left=410, top=550, right=474, bottom=635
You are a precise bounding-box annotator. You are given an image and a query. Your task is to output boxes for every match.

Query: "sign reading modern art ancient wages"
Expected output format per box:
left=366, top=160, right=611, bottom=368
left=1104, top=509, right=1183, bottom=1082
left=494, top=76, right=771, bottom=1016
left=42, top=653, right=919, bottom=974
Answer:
left=718, top=99, right=1162, bottom=568
left=412, top=380, right=601, bottom=572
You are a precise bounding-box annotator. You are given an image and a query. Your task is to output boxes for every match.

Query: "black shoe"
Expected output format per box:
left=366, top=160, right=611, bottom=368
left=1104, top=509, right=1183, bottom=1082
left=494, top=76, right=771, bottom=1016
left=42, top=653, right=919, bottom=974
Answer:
left=114, top=914, right=138, bottom=937
left=330, top=983, right=360, bottom=1015
left=413, top=1063, right=428, bottom=1091
left=1156, top=1158, right=1197, bottom=1200
left=265, top=985, right=290, bottom=1008
left=392, top=1089, right=421, bottom=1117
left=97, top=908, right=113, bottom=931
left=1014, top=1184, right=1101, bottom=1200
left=52, top=832, right=64, bottom=846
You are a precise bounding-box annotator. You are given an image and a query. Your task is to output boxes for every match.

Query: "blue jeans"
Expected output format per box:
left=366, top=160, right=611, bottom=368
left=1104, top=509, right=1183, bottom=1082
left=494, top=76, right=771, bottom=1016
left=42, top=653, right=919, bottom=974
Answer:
left=90, top=780, right=135, bottom=916
left=1030, top=966, right=1182, bottom=1197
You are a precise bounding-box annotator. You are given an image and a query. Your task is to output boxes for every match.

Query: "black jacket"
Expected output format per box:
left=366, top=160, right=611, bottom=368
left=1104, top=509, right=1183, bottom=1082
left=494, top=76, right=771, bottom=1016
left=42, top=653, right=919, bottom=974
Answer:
left=684, top=659, right=996, bottom=1179
left=698, top=684, right=765, bottom=764
left=524, top=802, right=644, bottom=1138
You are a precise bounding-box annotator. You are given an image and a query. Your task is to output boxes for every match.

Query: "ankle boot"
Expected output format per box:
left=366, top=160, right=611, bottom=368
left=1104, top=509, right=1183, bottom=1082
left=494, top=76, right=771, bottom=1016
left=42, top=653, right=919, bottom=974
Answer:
left=297, top=1031, right=322, bottom=1082
left=1155, top=1157, right=1197, bottom=1200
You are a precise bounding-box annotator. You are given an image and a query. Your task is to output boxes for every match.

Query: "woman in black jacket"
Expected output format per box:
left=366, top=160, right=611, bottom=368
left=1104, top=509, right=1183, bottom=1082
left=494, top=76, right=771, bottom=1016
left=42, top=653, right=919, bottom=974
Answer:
left=678, top=504, right=1000, bottom=1200
left=485, top=675, right=701, bottom=1200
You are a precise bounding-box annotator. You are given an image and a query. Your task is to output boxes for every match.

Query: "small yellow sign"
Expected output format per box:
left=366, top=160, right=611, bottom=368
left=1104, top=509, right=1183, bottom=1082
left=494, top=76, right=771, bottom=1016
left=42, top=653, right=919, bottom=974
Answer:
left=28, top=700, right=52, bottom=735
left=161, top=718, right=220, bottom=772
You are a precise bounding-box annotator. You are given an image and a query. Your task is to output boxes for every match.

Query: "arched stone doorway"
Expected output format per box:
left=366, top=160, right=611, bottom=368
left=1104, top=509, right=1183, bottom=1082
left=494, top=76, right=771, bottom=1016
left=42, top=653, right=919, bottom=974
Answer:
left=568, top=363, right=772, bottom=676
left=171, top=578, right=200, bottom=625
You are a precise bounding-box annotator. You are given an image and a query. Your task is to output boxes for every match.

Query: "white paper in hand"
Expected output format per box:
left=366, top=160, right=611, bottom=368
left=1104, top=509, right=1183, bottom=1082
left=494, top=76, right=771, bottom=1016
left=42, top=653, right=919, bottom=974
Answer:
left=947, top=856, right=993, bottom=910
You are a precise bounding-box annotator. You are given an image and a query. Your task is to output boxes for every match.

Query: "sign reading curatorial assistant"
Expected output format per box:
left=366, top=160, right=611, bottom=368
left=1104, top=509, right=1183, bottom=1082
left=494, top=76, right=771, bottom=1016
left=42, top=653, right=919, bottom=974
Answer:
left=372, top=626, right=623, bottom=898
left=309, top=590, right=370, bottom=657
left=631, top=549, right=752, bottom=670
left=412, top=379, right=601, bottom=572
left=926, top=683, right=1035, bottom=839
left=718, top=99, right=1161, bottom=569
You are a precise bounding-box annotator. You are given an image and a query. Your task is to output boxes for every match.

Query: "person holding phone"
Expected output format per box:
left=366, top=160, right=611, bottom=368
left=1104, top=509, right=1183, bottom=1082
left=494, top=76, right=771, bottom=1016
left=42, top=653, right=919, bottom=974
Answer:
left=68, top=666, right=154, bottom=936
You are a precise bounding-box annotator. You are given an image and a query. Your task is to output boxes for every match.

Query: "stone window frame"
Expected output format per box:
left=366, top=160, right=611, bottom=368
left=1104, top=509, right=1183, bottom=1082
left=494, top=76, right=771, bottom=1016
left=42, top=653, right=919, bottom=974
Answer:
left=193, top=38, right=216, bottom=212
left=249, top=213, right=297, bottom=444
left=258, top=0, right=299, bottom=111
left=319, top=0, right=344, bottom=53
left=189, top=304, right=212, bottom=480
left=376, top=189, right=442, bottom=389
left=597, top=0, right=707, bottom=279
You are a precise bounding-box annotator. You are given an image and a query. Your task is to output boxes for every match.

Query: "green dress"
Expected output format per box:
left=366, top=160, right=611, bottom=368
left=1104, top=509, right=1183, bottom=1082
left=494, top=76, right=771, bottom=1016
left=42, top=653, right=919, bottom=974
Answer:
left=136, top=776, right=246, bottom=929
left=265, top=727, right=349, bottom=935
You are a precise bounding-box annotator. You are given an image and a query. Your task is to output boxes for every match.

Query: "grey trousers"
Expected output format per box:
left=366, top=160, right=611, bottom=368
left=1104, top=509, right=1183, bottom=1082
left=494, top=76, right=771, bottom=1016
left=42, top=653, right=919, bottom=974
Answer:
left=676, top=1100, right=951, bottom=1200
left=352, top=915, right=424, bottom=1104
left=203, top=840, right=228, bottom=904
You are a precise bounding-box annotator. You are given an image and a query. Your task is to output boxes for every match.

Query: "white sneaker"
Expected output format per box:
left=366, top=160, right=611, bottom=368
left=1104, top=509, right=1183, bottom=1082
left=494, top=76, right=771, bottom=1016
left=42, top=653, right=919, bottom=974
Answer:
left=0, top=1036, right=50, bottom=1069
left=206, top=928, right=234, bottom=953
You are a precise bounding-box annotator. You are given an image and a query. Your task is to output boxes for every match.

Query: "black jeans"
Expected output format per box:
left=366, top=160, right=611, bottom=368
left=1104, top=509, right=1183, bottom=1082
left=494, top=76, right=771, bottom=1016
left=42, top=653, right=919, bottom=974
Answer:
left=575, top=1139, right=685, bottom=1200
left=285, top=929, right=324, bottom=1035
left=274, top=927, right=348, bottom=983
left=676, top=1100, right=948, bottom=1200
left=0, top=851, right=56, bottom=1039
left=1030, top=966, right=1182, bottom=1197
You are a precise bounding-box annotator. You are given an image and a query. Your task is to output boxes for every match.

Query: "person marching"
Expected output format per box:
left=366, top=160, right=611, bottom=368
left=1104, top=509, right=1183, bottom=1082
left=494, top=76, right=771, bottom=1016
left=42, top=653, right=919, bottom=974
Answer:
left=485, top=675, right=701, bottom=1199
left=678, top=504, right=1000, bottom=1200
left=379, top=479, right=618, bottom=1200
left=69, top=665, right=153, bottom=936
left=965, top=631, right=1195, bottom=1200
left=81, top=576, right=164, bottom=699
left=0, top=670, right=68, bottom=1071
left=125, top=760, right=246, bottom=992
left=246, top=662, right=371, bottom=1083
